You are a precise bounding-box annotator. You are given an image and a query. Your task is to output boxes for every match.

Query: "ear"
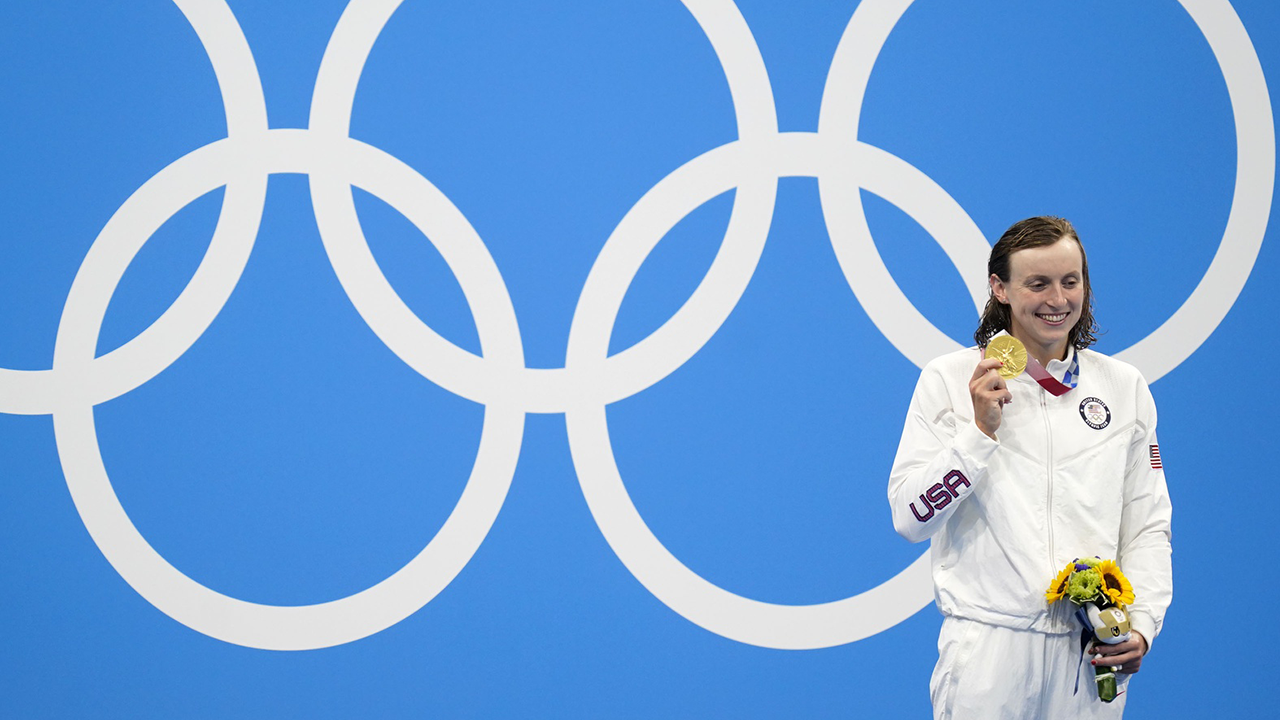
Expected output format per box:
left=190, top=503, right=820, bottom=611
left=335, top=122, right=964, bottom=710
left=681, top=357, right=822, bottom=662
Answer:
left=989, top=274, right=1009, bottom=304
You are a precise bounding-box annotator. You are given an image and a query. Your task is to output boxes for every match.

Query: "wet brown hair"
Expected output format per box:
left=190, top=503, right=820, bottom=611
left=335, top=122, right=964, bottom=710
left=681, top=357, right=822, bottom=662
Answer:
left=973, top=216, right=1098, bottom=350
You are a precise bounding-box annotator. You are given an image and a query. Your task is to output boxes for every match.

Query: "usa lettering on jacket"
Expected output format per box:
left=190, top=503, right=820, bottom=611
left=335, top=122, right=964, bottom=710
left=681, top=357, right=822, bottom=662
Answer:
left=910, top=470, right=970, bottom=522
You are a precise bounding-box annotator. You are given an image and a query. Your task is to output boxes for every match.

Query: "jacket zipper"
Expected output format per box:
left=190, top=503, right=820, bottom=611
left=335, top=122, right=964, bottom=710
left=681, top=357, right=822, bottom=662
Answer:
left=1041, top=391, right=1055, bottom=576
left=1039, top=392, right=1059, bottom=717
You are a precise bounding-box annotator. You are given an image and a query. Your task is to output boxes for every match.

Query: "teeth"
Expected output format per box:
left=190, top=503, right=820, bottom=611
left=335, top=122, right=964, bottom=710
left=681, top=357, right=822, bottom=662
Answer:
left=1039, top=313, right=1068, bottom=322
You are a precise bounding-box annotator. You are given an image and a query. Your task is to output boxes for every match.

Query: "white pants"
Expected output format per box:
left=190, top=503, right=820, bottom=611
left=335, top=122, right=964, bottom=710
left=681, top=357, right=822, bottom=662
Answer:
left=930, top=617, right=1129, bottom=719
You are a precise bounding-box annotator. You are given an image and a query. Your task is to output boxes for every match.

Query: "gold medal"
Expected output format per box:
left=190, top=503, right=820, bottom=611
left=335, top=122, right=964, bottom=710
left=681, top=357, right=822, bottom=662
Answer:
left=985, top=335, right=1027, bottom=380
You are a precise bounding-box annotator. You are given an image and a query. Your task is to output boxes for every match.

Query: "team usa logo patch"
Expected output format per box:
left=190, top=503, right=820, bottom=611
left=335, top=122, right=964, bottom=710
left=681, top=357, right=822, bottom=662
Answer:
left=1150, top=444, right=1163, bottom=470
left=909, top=470, right=971, bottom=522
left=1079, top=396, right=1111, bottom=430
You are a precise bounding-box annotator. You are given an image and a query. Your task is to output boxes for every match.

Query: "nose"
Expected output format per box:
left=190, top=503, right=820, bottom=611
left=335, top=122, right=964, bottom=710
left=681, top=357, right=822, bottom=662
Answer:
left=1049, top=284, right=1066, bottom=307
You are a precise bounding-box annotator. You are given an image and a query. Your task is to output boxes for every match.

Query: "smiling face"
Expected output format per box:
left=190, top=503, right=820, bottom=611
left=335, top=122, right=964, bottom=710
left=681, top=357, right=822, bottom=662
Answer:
left=989, top=236, right=1085, bottom=365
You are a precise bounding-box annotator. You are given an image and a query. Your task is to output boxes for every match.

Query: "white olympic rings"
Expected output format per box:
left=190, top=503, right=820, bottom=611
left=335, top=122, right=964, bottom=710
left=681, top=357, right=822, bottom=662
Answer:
left=0, top=0, right=1272, bottom=650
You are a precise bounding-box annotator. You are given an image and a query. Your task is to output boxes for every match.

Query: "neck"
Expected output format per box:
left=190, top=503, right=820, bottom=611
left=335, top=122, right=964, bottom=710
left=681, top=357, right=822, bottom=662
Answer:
left=1027, top=343, right=1068, bottom=369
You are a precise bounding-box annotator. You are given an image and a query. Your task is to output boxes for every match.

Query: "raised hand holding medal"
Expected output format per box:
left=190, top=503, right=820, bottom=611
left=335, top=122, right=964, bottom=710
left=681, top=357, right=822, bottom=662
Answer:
left=970, top=336, right=1022, bottom=439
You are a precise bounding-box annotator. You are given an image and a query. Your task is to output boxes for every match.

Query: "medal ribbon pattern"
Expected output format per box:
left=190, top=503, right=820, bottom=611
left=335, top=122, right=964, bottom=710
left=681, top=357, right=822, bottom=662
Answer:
left=1024, top=351, right=1080, bottom=397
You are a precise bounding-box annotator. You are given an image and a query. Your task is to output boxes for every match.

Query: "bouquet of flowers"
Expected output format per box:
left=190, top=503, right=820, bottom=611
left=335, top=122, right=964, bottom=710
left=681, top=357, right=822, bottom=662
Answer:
left=1045, top=557, right=1136, bottom=703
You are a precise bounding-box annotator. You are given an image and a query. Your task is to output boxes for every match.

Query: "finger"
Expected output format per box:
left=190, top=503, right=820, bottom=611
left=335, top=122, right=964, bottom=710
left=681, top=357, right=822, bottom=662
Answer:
left=984, top=369, right=1005, bottom=391
left=1093, top=638, right=1140, bottom=657
left=1092, top=649, right=1141, bottom=670
left=1092, top=648, right=1139, bottom=663
left=971, top=358, right=1004, bottom=381
left=1106, top=657, right=1142, bottom=675
left=982, top=373, right=1012, bottom=405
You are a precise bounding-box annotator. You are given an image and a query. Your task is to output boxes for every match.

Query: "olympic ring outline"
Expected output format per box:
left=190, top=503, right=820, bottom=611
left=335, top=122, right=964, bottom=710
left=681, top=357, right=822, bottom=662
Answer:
left=0, top=0, right=1271, bottom=650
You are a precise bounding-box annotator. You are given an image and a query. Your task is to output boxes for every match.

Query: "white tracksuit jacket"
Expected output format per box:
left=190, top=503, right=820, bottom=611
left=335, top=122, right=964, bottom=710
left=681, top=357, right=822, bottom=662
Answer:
left=888, top=344, right=1173, bottom=645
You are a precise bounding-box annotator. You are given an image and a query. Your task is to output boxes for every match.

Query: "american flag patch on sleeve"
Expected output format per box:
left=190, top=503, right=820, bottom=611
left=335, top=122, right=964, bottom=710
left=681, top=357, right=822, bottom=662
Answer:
left=1149, top=444, right=1162, bottom=470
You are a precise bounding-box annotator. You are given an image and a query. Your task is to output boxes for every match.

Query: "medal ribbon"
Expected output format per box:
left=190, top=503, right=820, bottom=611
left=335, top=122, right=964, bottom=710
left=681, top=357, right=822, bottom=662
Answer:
left=1023, top=351, right=1079, bottom=397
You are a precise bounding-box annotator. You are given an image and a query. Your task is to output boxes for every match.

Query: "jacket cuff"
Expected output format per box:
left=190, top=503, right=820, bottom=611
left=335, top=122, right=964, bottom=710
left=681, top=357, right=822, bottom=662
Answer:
left=1128, top=611, right=1158, bottom=653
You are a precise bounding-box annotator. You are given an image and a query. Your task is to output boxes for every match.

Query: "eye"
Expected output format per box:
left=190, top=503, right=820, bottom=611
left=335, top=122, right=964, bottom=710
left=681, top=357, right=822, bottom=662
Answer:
left=1063, top=278, right=1080, bottom=288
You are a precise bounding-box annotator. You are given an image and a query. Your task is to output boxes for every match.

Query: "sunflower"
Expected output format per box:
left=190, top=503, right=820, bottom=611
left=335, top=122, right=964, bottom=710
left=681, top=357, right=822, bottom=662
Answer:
left=1098, top=559, right=1135, bottom=606
left=1045, top=562, right=1075, bottom=604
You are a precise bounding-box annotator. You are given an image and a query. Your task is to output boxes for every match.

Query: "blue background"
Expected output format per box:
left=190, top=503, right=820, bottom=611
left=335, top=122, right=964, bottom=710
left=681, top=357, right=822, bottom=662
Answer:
left=1, top=0, right=1276, bottom=717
